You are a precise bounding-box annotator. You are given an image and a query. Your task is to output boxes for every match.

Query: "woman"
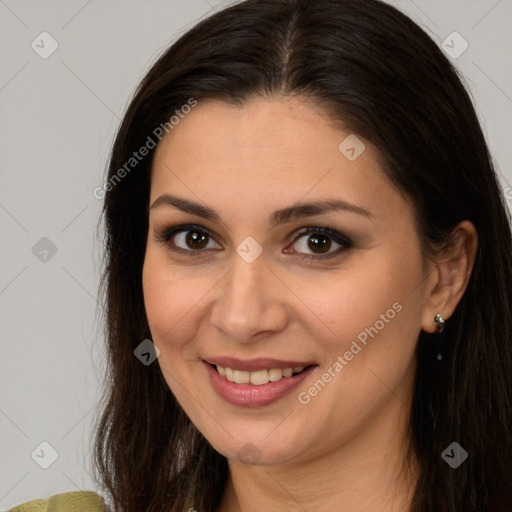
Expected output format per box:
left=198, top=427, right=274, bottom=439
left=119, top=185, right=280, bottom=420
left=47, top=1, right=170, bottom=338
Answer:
left=10, top=0, right=512, bottom=511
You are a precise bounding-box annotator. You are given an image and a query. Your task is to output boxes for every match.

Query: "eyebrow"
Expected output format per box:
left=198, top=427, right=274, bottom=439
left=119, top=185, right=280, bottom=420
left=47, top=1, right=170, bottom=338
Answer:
left=149, top=193, right=372, bottom=226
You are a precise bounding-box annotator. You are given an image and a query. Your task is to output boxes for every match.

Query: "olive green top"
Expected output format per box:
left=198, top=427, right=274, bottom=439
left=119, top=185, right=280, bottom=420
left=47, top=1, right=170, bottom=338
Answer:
left=7, top=491, right=106, bottom=512
left=7, top=491, right=198, bottom=512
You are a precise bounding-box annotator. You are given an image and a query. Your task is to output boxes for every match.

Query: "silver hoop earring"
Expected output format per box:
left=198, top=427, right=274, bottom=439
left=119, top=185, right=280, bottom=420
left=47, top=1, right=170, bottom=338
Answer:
left=434, top=313, right=446, bottom=333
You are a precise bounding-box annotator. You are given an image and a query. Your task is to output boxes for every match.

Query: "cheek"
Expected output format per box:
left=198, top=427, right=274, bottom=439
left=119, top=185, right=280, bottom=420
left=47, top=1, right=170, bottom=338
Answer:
left=142, top=254, right=210, bottom=408
left=296, top=251, right=424, bottom=411
left=302, top=257, right=410, bottom=341
left=300, top=251, right=424, bottom=398
left=142, top=252, right=203, bottom=354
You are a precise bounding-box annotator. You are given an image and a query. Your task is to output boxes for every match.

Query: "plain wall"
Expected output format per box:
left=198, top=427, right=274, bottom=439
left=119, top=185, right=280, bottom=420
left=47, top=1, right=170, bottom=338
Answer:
left=1, top=0, right=511, bottom=508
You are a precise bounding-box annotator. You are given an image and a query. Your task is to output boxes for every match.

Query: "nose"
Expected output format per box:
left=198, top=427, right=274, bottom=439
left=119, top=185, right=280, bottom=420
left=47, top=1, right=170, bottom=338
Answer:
left=210, top=250, right=288, bottom=344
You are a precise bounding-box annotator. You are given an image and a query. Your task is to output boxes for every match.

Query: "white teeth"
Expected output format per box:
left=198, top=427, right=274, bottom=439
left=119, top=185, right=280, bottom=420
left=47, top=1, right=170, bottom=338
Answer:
left=214, top=365, right=307, bottom=385
left=268, top=368, right=283, bottom=381
left=225, top=367, right=234, bottom=382
left=233, top=370, right=250, bottom=384
left=250, top=369, right=269, bottom=385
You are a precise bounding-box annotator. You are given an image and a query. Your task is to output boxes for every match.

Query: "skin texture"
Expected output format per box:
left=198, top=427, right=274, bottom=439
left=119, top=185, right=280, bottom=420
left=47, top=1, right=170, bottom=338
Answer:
left=142, top=96, right=478, bottom=511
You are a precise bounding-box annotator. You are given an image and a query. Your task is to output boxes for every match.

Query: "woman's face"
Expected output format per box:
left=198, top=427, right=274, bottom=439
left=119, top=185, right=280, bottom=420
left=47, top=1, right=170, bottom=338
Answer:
left=143, top=96, right=433, bottom=466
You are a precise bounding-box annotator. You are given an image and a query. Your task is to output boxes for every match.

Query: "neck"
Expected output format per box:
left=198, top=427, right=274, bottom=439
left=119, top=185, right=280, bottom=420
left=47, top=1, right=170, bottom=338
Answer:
left=216, top=395, right=419, bottom=512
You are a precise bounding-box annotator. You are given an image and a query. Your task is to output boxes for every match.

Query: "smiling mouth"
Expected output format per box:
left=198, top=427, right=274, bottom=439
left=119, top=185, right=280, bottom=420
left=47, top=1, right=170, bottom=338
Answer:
left=208, top=363, right=313, bottom=385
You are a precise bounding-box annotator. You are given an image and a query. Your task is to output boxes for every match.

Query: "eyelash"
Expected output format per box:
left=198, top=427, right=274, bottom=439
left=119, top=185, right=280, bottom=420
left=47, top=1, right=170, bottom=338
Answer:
left=154, top=223, right=353, bottom=260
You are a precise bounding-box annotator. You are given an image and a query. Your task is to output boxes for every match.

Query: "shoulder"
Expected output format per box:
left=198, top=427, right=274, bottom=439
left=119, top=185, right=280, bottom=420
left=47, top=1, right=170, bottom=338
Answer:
left=7, top=490, right=106, bottom=512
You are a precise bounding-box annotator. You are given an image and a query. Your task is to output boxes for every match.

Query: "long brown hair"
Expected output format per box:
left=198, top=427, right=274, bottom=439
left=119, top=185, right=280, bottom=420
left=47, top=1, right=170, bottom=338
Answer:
left=92, top=1, right=512, bottom=510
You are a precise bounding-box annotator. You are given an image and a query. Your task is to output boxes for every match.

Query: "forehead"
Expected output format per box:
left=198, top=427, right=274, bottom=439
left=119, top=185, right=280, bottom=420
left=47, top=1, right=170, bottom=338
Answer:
left=153, top=96, right=363, bottom=172
left=149, top=96, right=409, bottom=228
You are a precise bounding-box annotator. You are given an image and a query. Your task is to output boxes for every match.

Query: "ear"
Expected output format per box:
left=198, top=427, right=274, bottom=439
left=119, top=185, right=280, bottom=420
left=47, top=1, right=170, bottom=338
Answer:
left=421, top=220, right=478, bottom=333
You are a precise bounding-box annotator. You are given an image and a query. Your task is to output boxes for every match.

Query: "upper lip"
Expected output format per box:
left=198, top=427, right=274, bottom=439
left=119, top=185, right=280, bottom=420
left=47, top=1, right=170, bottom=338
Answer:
left=203, top=357, right=317, bottom=371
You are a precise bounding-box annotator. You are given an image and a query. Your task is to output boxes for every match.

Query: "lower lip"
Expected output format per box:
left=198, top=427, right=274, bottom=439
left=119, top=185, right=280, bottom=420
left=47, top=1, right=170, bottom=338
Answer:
left=203, top=362, right=317, bottom=407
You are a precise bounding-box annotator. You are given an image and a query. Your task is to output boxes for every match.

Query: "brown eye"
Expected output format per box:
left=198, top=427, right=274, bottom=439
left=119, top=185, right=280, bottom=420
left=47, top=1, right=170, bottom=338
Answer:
left=306, top=233, right=332, bottom=254
left=155, top=224, right=222, bottom=255
left=156, top=224, right=352, bottom=260
left=285, top=227, right=352, bottom=259
left=183, top=230, right=209, bottom=250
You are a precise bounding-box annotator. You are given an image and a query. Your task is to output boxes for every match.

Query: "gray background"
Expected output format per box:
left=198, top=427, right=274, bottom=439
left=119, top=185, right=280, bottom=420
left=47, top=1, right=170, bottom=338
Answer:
left=0, top=0, right=511, bottom=508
